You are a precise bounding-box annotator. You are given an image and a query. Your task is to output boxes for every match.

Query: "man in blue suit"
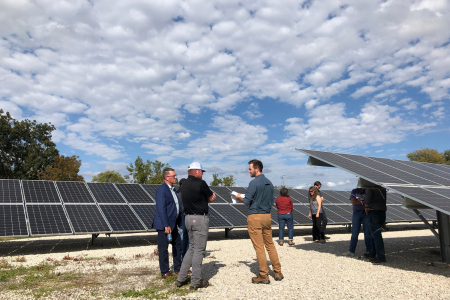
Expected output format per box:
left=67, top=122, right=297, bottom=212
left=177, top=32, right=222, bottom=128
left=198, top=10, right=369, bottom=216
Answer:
left=152, top=167, right=185, bottom=279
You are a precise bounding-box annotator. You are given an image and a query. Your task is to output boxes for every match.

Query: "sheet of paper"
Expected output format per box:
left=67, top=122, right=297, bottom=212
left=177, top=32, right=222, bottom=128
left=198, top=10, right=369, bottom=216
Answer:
left=231, top=191, right=244, bottom=203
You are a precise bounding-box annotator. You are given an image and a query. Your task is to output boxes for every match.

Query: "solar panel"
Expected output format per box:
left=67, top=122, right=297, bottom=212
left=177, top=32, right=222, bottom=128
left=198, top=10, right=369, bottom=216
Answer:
left=387, top=193, right=404, bottom=204
left=87, top=183, right=126, bottom=204
left=208, top=206, right=233, bottom=227
left=320, top=190, right=348, bottom=204
left=270, top=209, right=279, bottom=225
left=282, top=190, right=303, bottom=204
left=64, top=204, right=111, bottom=233
left=291, top=189, right=310, bottom=203
left=56, top=181, right=95, bottom=204
left=26, top=204, right=72, bottom=235
left=99, top=204, right=145, bottom=232
left=292, top=205, right=313, bottom=223
left=140, top=184, right=158, bottom=201
left=417, top=209, right=437, bottom=220
left=115, top=184, right=154, bottom=203
left=213, top=204, right=248, bottom=226
left=209, top=186, right=232, bottom=203
left=399, top=160, right=450, bottom=178
left=227, top=187, right=247, bottom=194
left=0, top=204, right=28, bottom=236
left=0, top=179, right=23, bottom=203
left=290, top=205, right=311, bottom=224
left=392, top=186, right=450, bottom=214
left=320, top=206, right=351, bottom=223
left=131, top=204, right=157, bottom=229
left=22, top=180, right=61, bottom=203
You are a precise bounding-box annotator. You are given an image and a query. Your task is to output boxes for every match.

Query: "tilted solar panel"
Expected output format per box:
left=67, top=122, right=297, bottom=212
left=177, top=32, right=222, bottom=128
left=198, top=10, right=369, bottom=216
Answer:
left=131, top=204, right=157, bottom=229
left=322, top=205, right=352, bottom=223
left=290, top=205, right=311, bottom=225
left=398, top=160, right=450, bottom=179
left=22, top=180, right=61, bottom=203
left=56, top=181, right=95, bottom=204
left=227, top=187, right=247, bottom=195
left=392, top=186, right=450, bottom=214
left=208, top=206, right=233, bottom=227
left=115, top=184, right=154, bottom=204
left=292, top=205, right=313, bottom=223
left=320, top=190, right=348, bottom=204
left=291, top=189, right=310, bottom=203
left=65, top=204, right=111, bottom=233
left=26, top=204, right=72, bottom=235
left=0, top=204, right=28, bottom=236
left=87, top=182, right=126, bottom=204
left=213, top=205, right=248, bottom=227
left=141, top=185, right=158, bottom=201
left=209, top=186, right=232, bottom=203
left=0, top=179, right=23, bottom=203
left=99, top=204, right=145, bottom=232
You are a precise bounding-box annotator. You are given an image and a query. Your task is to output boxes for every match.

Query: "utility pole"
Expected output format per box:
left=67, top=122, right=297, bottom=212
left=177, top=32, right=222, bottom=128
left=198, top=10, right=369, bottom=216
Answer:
left=282, top=175, right=285, bottom=187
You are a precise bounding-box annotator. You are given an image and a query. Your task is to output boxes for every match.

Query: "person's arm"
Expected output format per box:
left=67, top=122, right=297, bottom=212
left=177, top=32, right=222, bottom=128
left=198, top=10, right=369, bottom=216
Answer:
left=241, top=181, right=257, bottom=206
left=365, top=189, right=373, bottom=215
left=316, top=195, right=322, bottom=218
left=288, top=197, right=293, bottom=212
left=208, top=193, right=216, bottom=203
left=200, top=181, right=215, bottom=203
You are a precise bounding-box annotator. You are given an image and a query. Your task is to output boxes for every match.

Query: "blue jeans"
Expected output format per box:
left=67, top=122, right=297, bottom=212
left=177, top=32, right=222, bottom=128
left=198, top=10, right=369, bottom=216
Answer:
left=349, top=210, right=372, bottom=253
left=368, top=210, right=386, bottom=261
left=278, top=213, right=294, bottom=241
left=179, top=227, right=189, bottom=260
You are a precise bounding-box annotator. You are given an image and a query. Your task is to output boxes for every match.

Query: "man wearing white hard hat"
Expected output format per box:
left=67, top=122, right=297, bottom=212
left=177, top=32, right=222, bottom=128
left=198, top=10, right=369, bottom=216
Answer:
left=175, top=162, right=216, bottom=290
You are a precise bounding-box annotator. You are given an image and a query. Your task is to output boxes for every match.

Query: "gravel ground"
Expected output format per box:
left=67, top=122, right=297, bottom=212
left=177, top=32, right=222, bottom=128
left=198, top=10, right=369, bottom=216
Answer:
left=1, top=224, right=449, bottom=299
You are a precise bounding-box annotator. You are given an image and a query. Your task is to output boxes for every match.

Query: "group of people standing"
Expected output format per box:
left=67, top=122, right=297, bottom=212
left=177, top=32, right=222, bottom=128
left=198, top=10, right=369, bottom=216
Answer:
left=275, top=179, right=387, bottom=264
left=152, top=159, right=388, bottom=291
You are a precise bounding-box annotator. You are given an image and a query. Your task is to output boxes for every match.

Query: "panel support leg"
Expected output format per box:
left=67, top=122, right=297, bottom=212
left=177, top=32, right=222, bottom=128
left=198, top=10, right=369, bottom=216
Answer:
left=91, top=234, right=99, bottom=246
left=437, top=211, right=450, bottom=263
left=412, top=209, right=439, bottom=239
left=225, top=228, right=232, bottom=238
left=346, top=224, right=351, bottom=232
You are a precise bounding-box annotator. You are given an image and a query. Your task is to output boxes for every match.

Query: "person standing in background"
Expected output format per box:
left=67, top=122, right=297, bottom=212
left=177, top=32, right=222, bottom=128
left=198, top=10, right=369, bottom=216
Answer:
left=275, top=188, right=295, bottom=246
left=314, top=181, right=328, bottom=240
left=308, top=186, right=326, bottom=243
left=365, top=186, right=388, bottom=264
left=177, top=178, right=189, bottom=259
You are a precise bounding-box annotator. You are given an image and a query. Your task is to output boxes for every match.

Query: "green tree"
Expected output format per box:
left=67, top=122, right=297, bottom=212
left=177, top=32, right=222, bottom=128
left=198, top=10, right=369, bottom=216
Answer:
left=37, top=155, right=84, bottom=181
left=442, top=150, right=450, bottom=165
left=124, top=157, right=170, bottom=184
left=92, top=170, right=126, bottom=183
left=406, top=148, right=446, bottom=164
left=210, top=173, right=222, bottom=186
left=222, top=175, right=235, bottom=186
left=0, top=109, right=59, bottom=179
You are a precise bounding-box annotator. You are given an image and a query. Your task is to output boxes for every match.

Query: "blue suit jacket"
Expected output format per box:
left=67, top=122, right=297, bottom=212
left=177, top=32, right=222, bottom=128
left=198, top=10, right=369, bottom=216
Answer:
left=152, top=183, right=185, bottom=231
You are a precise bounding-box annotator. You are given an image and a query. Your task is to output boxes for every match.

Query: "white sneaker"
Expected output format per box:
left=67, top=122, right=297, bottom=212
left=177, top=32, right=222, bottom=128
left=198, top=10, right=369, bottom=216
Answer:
left=342, top=251, right=355, bottom=257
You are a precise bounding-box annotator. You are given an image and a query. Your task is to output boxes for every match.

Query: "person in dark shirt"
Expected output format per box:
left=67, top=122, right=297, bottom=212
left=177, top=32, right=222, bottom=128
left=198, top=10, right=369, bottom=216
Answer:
left=175, top=162, right=216, bottom=290
left=177, top=178, right=189, bottom=259
left=365, top=186, right=387, bottom=264
left=314, top=181, right=328, bottom=240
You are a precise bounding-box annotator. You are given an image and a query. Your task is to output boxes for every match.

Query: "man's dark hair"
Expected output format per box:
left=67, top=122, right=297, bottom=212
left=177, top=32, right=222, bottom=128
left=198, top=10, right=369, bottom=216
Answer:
left=314, top=181, right=322, bottom=187
left=163, top=167, right=175, bottom=178
left=280, top=187, right=289, bottom=197
left=179, top=178, right=186, bottom=187
left=248, top=159, right=263, bottom=172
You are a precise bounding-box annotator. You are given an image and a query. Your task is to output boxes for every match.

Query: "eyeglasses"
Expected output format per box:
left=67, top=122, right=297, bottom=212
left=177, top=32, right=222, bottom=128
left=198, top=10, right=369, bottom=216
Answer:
left=166, top=175, right=177, bottom=178
left=309, top=190, right=314, bottom=193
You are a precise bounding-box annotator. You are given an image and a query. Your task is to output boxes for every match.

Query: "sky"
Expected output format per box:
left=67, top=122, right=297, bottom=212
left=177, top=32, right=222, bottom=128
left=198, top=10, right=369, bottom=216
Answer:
left=1, top=0, right=449, bottom=190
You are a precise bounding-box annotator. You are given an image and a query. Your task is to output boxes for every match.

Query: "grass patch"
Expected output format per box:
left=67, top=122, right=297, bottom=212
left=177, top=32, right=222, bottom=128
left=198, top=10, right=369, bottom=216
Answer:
left=0, top=262, right=96, bottom=299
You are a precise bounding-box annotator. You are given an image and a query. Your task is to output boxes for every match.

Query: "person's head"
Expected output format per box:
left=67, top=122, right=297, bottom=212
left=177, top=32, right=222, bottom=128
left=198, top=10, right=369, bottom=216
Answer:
left=179, top=178, right=186, bottom=187
left=280, top=187, right=289, bottom=197
left=314, top=181, right=322, bottom=190
left=188, top=162, right=205, bottom=179
left=163, top=168, right=177, bottom=186
left=309, top=186, right=319, bottom=200
left=248, top=159, right=263, bottom=178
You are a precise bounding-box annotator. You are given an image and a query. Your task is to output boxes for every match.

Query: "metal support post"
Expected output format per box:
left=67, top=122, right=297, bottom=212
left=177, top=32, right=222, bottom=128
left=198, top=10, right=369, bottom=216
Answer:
left=346, top=224, right=351, bottom=232
left=91, top=233, right=99, bottom=246
left=225, top=228, right=232, bottom=238
left=437, top=211, right=450, bottom=263
left=412, top=209, right=439, bottom=239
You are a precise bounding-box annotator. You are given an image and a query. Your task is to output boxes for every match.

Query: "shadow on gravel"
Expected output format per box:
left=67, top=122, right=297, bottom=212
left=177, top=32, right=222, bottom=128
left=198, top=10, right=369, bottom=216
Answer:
left=293, top=233, right=450, bottom=278
left=202, top=260, right=226, bottom=281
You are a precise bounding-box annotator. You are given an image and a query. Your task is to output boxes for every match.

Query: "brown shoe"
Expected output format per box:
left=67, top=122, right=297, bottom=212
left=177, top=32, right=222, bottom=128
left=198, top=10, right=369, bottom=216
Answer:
left=288, top=241, right=295, bottom=246
left=252, top=275, right=270, bottom=284
left=162, top=272, right=174, bottom=279
left=274, top=272, right=284, bottom=281
left=189, top=279, right=209, bottom=290
left=175, top=279, right=189, bottom=287
left=279, top=241, right=283, bottom=246
left=175, top=269, right=192, bottom=275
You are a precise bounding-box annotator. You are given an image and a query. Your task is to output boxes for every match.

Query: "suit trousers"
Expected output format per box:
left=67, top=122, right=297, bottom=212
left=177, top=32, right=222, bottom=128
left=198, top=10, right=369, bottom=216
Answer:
left=157, top=226, right=182, bottom=275
left=247, top=213, right=282, bottom=277
left=177, top=215, right=209, bottom=286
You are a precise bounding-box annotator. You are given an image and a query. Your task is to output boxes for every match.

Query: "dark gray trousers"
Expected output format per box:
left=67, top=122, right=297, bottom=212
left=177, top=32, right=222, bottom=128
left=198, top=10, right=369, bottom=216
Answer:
left=177, top=215, right=209, bottom=286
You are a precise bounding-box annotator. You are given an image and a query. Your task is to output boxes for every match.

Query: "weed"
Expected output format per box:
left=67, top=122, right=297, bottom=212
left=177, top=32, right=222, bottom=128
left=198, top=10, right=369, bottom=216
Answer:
left=73, top=257, right=84, bottom=262
left=134, top=254, right=143, bottom=259
left=63, top=254, right=72, bottom=260
left=105, top=256, right=115, bottom=261
left=153, top=248, right=159, bottom=256
left=0, top=257, right=11, bottom=269
left=13, top=255, right=26, bottom=262
left=46, top=257, right=53, bottom=262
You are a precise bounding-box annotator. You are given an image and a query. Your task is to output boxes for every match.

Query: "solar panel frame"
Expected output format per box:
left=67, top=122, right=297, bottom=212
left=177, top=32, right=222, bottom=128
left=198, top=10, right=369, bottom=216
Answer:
left=64, top=204, right=112, bottom=233
left=207, top=186, right=229, bottom=203
left=291, top=189, right=310, bottom=203
left=87, top=182, right=127, bottom=204
left=140, top=185, right=158, bottom=202
left=115, top=183, right=154, bottom=204
left=320, top=190, right=348, bottom=204
left=0, top=204, right=29, bottom=237
left=207, top=205, right=234, bottom=227
left=26, top=204, right=73, bottom=236
left=56, top=181, right=96, bottom=204
left=99, top=204, right=146, bottom=232
left=0, top=179, right=23, bottom=204
left=22, top=180, right=62, bottom=203
left=130, top=204, right=157, bottom=230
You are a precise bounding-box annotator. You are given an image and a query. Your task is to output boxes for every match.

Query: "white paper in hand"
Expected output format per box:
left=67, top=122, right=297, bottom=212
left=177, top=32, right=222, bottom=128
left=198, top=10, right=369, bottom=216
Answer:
left=231, top=191, right=244, bottom=203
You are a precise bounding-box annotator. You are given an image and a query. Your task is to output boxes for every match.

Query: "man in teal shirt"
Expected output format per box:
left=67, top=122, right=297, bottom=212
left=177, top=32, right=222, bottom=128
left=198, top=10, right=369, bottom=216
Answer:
left=237, top=159, right=283, bottom=284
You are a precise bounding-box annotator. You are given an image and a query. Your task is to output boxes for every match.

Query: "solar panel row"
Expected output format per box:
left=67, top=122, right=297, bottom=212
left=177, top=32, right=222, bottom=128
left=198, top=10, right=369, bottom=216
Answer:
left=0, top=180, right=437, bottom=237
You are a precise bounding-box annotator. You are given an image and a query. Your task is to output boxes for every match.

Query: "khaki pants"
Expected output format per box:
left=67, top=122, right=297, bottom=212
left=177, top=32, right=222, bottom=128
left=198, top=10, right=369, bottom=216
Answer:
left=247, top=213, right=281, bottom=277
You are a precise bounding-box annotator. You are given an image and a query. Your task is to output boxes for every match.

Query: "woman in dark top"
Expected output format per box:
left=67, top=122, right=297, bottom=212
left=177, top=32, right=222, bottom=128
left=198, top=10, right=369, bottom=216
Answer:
left=308, top=186, right=325, bottom=243
left=275, top=188, right=294, bottom=246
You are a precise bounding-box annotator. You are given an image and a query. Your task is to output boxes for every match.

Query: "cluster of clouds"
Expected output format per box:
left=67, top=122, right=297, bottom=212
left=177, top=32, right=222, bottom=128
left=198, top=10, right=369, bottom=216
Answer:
left=0, top=0, right=449, bottom=187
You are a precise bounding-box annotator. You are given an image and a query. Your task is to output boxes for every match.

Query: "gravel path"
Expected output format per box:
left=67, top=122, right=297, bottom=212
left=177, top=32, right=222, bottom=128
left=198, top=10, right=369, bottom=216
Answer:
left=1, top=224, right=449, bottom=299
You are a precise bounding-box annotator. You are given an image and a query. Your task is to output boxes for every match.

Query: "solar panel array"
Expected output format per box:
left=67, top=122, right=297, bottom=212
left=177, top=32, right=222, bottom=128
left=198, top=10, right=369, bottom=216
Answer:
left=297, top=149, right=450, bottom=216
left=0, top=179, right=437, bottom=237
